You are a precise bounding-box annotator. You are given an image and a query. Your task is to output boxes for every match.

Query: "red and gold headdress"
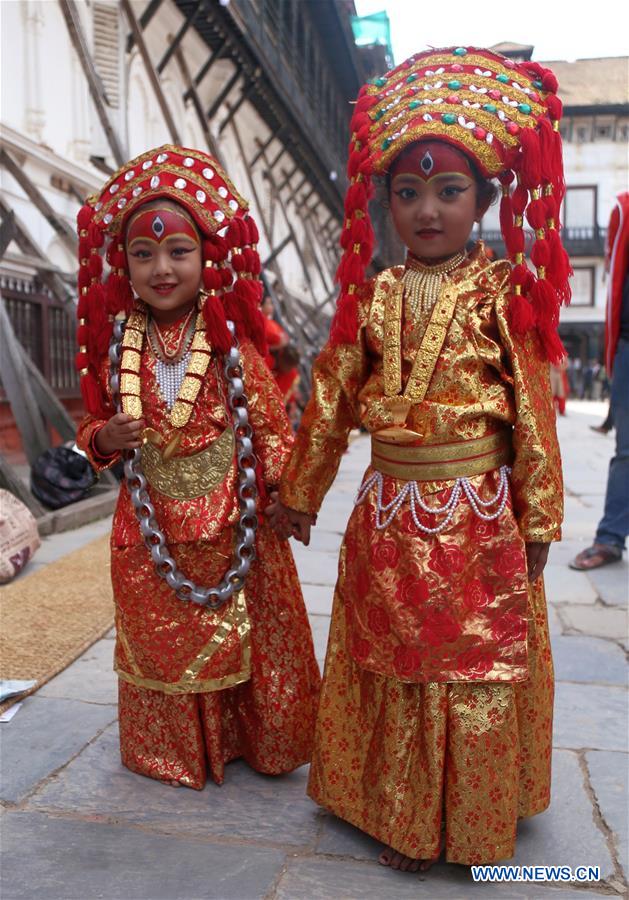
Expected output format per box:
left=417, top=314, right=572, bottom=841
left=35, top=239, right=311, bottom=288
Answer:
left=332, top=46, right=571, bottom=361
left=75, top=145, right=265, bottom=414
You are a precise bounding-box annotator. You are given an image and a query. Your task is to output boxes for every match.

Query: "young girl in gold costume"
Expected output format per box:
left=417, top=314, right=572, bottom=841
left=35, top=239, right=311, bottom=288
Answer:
left=76, top=146, right=320, bottom=789
left=271, top=46, right=568, bottom=870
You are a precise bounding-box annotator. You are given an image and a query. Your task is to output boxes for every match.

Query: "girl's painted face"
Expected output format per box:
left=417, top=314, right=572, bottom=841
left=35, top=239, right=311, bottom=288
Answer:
left=388, top=142, right=489, bottom=262
left=125, top=202, right=202, bottom=324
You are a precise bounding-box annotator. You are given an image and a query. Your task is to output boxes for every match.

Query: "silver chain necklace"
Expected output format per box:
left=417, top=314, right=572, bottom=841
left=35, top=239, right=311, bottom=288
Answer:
left=108, top=318, right=258, bottom=609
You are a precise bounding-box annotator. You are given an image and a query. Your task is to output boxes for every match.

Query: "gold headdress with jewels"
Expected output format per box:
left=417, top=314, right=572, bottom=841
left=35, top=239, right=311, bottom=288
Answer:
left=332, top=46, right=571, bottom=362
left=75, top=145, right=265, bottom=414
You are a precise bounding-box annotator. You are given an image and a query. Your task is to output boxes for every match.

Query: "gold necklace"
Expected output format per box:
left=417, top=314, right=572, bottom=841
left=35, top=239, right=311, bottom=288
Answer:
left=119, top=297, right=213, bottom=429
left=403, top=251, right=467, bottom=319
left=146, top=308, right=195, bottom=364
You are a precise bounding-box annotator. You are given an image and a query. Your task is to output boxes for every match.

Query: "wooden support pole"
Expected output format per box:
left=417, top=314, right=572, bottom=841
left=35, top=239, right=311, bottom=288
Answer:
left=58, top=0, right=126, bottom=167
left=0, top=300, right=49, bottom=466
left=276, top=165, right=298, bottom=194
left=0, top=149, right=77, bottom=253
left=21, top=353, right=76, bottom=443
left=120, top=0, right=182, bottom=145
left=174, top=47, right=224, bottom=165
left=156, top=0, right=208, bottom=74
left=0, top=199, right=74, bottom=309
left=207, top=68, right=241, bottom=121
left=126, top=0, right=163, bottom=52
left=249, top=129, right=282, bottom=169
left=218, top=82, right=253, bottom=135
left=262, top=234, right=292, bottom=268
left=0, top=451, right=44, bottom=516
left=0, top=209, right=16, bottom=260
left=185, top=46, right=223, bottom=101
left=267, top=144, right=287, bottom=171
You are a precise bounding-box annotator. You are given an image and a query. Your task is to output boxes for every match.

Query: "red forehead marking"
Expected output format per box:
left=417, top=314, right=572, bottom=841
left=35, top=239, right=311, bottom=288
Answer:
left=390, top=141, right=474, bottom=182
left=126, top=207, right=199, bottom=247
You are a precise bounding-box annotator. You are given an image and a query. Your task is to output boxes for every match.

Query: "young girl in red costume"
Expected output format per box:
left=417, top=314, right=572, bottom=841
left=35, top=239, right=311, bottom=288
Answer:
left=76, top=145, right=320, bottom=789
left=271, top=47, right=569, bottom=870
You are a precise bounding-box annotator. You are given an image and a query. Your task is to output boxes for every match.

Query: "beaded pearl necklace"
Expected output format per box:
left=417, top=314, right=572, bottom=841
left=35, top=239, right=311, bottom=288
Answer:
left=146, top=309, right=196, bottom=411
left=355, top=466, right=511, bottom=534
left=403, top=250, right=467, bottom=318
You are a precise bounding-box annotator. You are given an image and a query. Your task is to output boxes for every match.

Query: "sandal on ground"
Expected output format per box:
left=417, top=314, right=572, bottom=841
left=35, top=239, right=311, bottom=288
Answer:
left=569, top=544, right=622, bottom=571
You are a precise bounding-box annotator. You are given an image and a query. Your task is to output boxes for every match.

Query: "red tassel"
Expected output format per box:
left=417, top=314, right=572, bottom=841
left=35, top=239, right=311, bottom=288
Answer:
left=105, top=273, right=133, bottom=317
left=345, top=182, right=367, bottom=212
left=77, top=294, right=89, bottom=320
left=329, top=290, right=360, bottom=346
left=519, top=128, right=542, bottom=189
left=499, top=190, right=515, bottom=250
left=507, top=293, right=536, bottom=334
left=231, top=252, right=246, bottom=273
left=88, top=254, right=103, bottom=279
left=530, top=277, right=560, bottom=330
left=547, top=229, right=573, bottom=303
left=541, top=71, right=558, bottom=94
left=244, top=216, right=259, bottom=244
left=80, top=370, right=105, bottom=416
left=202, top=292, right=232, bottom=355
left=77, top=268, right=91, bottom=292
left=539, top=327, right=566, bottom=364
left=76, top=205, right=94, bottom=231
left=531, top=238, right=551, bottom=269
left=511, top=185, right=528, bottom=217
left=88, top=222, right=105, bottom=248
left=202, top=267, right=223, bottom=292
left=526, top=198, right=546, bottom=231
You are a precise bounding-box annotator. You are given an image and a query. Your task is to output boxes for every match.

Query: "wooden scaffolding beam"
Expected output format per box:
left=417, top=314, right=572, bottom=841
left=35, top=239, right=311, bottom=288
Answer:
left=58, top=0, right=127, bottom=167
left=121, top=0, right=182, bottom=145
left=0, top=149, right=77, bottom=254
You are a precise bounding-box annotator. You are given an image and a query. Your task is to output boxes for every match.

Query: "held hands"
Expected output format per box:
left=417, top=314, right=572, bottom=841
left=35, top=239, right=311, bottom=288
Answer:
left=266, top=492, right=316, bottom=545
left=525, top=542, right=550, bottom=582
left=95, top=413, right=145, bottom=456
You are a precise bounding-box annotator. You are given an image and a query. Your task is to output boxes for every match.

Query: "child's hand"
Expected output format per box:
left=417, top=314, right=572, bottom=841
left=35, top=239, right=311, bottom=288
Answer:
left=525, top=542, right=550, bottom=582
left=95, top=413, right=145, bottom=455
left=266, top=494, right=315, bottom=545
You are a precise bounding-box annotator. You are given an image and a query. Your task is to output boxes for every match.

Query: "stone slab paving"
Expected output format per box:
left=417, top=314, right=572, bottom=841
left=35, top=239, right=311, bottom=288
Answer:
left=1, top=811, right=285, bottom=900
left=1, top=400, right=626, bottom=899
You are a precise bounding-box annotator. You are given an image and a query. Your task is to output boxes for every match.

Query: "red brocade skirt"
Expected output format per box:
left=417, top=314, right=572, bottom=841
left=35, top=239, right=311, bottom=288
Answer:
left=111, top=522, right=320, bottom=788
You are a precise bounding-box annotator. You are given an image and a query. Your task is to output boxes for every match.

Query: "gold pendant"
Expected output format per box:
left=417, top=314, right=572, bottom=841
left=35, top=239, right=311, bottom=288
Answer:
left=140, top=426, right=235, bottom=500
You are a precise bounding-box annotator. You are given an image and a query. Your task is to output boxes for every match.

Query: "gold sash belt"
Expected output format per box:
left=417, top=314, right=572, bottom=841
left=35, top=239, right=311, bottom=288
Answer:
left=371, top=431, right=512, bottom=482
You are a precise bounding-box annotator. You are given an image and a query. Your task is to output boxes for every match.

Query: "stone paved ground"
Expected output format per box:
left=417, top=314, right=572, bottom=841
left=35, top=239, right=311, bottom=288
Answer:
left=1, top=400, right=627, bottom=899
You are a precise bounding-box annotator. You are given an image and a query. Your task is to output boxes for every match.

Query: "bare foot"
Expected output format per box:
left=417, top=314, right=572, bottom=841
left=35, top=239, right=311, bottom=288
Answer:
left=379, top=847, right=421, bottom=873
left=169, top=779, right=181, bottom=787
left=379, top=833, right=445, bottom=873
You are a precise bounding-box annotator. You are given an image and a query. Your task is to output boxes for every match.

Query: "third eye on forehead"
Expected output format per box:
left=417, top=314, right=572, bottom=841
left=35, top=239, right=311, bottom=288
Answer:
left=128, top=233, right=199, bottom=249
left=392, top=172, right=472, bottom=187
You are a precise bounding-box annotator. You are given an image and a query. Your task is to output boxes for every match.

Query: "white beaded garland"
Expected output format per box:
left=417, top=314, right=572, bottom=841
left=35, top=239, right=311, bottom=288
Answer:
left=355, top=466, right=511, bottom=534
left=155, top=354, right=190, bottom=410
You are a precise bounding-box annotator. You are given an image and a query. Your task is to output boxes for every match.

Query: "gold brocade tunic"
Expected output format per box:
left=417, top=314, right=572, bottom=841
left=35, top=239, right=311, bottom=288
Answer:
left=280, top=244, right=563, bottom=683
left=77, top=325, right=319, bottom=703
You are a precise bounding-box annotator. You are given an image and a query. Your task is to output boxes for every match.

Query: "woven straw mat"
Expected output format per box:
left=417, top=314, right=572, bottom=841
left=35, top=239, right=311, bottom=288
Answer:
left=0, top=534, right=113, bottom=712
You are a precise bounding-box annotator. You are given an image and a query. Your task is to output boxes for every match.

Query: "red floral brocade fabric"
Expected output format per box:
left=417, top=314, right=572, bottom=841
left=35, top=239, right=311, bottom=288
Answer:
left=280, top=245, right=563, bottom=683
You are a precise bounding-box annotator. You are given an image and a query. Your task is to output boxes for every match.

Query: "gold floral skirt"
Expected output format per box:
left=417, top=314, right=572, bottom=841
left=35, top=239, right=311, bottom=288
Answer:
left=307, top=571, right=554, bottom=865
left=113, top=523, right=321, bottom=788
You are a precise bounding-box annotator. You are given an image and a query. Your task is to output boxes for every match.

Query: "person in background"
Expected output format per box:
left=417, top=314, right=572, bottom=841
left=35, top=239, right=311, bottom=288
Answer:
left=571, top=191, right=629, bottom=570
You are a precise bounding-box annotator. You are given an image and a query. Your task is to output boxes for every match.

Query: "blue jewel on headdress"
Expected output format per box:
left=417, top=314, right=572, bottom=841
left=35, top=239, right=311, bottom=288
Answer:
left=421, top=151, right=434, bottom=175
left=152, top=215, right=165, bottom=238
